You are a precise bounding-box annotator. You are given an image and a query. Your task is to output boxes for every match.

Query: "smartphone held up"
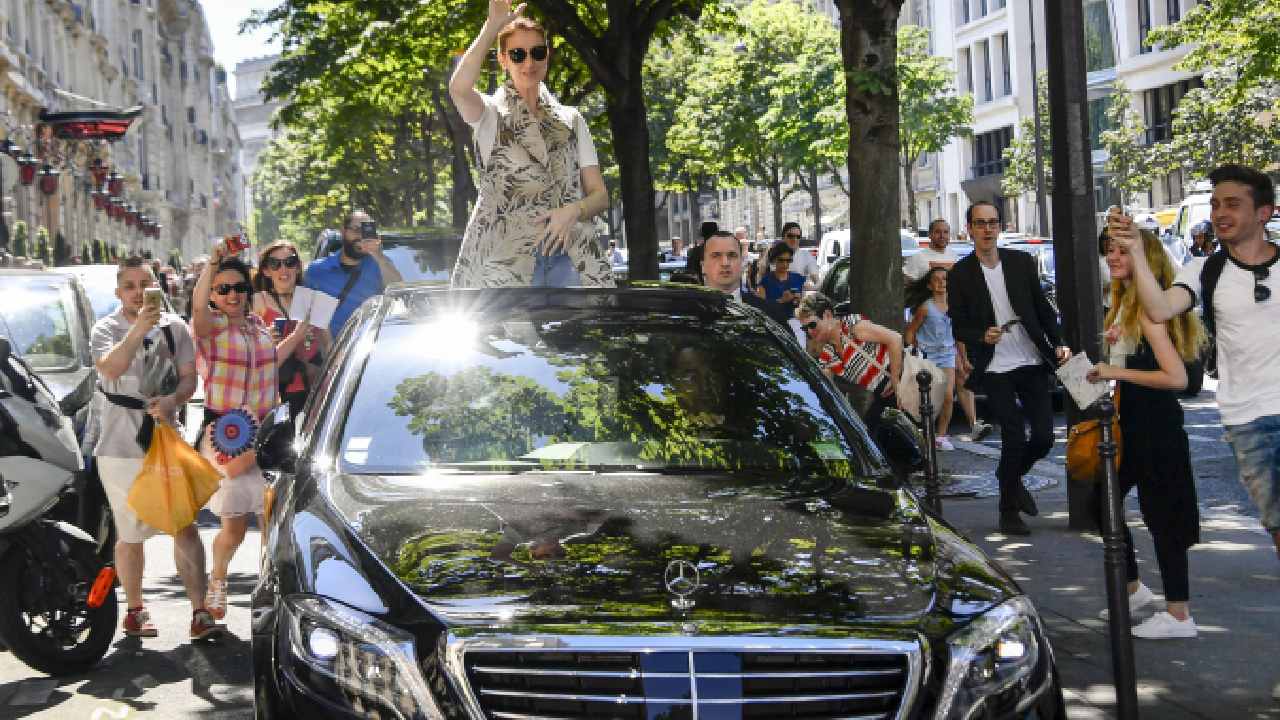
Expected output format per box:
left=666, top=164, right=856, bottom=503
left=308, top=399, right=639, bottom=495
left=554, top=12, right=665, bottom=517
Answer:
left=143, top=287, right=165, bottom=313
left=224, top=232, right=249, bottom=254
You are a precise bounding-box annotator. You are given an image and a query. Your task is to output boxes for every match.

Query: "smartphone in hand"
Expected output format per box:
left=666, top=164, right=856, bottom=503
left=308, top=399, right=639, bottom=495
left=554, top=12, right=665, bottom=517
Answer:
left=225, top=233, right=249, bottom=253
left=143, top=287, right=165, bottom=313
left=360, top=221, right=377, bottom=240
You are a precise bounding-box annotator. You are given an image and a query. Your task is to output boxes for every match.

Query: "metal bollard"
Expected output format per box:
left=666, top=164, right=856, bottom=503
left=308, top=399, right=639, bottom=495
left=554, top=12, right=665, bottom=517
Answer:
left=1097, top=396, right=1139, bottom=719
left=916, top=369, right=942, bottom=516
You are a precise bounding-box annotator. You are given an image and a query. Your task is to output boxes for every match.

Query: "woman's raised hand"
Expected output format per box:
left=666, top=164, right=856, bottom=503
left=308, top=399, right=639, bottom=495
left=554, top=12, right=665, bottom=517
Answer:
left=488, top=0, right=526, bottom=27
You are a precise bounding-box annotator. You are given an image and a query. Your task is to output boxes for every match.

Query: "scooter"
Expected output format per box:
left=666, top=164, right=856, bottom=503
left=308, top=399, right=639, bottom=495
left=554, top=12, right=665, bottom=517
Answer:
left=0, top=337, right=118, bottom=675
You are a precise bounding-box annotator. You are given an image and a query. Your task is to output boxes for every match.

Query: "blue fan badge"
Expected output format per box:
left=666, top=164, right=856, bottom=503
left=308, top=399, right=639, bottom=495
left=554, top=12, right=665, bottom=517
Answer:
left=212, top=408, right=258, bottom=460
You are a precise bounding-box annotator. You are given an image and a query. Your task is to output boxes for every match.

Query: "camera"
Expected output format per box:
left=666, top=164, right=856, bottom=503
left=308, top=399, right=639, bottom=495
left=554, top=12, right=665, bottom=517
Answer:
left=360, top=221, right=378, bottom=240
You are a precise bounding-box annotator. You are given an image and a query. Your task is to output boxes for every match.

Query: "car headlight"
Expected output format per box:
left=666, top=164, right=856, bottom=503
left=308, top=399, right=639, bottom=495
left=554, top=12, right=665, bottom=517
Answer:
left=282, top=595, right=444, bottom=719
left=933, top=596, right=1045, bottom=720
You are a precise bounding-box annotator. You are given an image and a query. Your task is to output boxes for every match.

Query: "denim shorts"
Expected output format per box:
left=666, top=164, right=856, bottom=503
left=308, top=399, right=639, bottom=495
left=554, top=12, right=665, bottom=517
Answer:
left=532, top=252, right=581, bottom=288
left=1224, top=413, right=1280, bottom=533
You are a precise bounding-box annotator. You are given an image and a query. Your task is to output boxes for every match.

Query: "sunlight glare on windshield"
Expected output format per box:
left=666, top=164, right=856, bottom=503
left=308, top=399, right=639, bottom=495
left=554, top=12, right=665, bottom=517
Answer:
left=416, top=312, right=479, bottom=359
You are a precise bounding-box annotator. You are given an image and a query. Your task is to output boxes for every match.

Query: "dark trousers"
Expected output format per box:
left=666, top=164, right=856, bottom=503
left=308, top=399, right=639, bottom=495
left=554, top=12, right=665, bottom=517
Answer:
left=983, top=364, right=1054, bottom=514
left=1095, top=474, right=1192, bottom=602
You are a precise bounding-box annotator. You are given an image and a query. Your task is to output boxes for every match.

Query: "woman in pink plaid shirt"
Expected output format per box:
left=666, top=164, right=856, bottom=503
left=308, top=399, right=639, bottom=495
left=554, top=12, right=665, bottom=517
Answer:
left=191, top=239, right=310, bottom=620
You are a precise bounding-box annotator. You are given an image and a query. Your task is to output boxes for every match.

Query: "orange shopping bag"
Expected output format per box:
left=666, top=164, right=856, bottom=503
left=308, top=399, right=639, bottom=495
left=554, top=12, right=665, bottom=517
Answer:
left=128, top=423, right=222, bottom=535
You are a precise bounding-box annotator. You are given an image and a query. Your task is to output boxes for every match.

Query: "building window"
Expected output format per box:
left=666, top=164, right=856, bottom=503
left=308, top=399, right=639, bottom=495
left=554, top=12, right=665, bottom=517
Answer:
left=1166, top=0, right=1181, bottom=24
left=980, top=40, right=992, bottom=102
left=1138, top=0, right=1152, bottom=54
left=132, top=30, right=144, bottom=81
left=958, top=47, right=972, bottom=94
left=993, top=0, right=1005, bottom=8
left=1084, top=0, right=1117, bottom=70
left=999, top=33, right=1011, bottom=96
left=978, top=0, right=987, bottom=17
left=1088, top=96, right=1114, bottom=149
left=1143, top=77, right=1201, bottom=144
left=958, top=0, right=970, bottom=25
left=972, top=126, right=1014, bottom=177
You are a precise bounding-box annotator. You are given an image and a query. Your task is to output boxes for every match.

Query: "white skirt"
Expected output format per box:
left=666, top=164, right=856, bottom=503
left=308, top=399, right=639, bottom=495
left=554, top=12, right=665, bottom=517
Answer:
left=199, top=437, right=265, bottom=518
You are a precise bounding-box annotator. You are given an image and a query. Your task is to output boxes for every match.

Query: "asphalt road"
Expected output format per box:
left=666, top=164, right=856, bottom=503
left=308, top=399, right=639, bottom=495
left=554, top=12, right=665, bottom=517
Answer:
left=0, top=523, right=258, bottom=719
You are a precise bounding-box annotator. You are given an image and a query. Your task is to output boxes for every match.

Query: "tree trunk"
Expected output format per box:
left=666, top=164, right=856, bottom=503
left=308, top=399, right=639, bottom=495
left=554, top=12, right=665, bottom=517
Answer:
left=808, top=166, right=823, bottom=242
left=901, top=157, right=919, bottom=231
left=606, top=90, right=659, bottom=280
left=837, top=0, right=905, bottom=330
left=768, top=166, right=783, bottom=238
left=434, top=89, right=477, bottom=232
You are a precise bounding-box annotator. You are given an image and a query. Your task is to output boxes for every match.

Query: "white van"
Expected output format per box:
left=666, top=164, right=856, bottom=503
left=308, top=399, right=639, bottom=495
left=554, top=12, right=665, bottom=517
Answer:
left=817, top=229, right=851, bottom=277
left=1171, top=183, right=1212, bottom=260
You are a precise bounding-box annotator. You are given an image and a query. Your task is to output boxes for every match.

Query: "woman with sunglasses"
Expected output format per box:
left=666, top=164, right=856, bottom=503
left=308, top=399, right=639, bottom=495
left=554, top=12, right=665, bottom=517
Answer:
left=190, top=239, right=296, bottom=621
left=754, top=242, right=807, bottom=334
left=448, top=0, right=613, bottom=288
left=1087, top=224, right=1205, bottom=639
left=253, top=240, right=325, bottom=421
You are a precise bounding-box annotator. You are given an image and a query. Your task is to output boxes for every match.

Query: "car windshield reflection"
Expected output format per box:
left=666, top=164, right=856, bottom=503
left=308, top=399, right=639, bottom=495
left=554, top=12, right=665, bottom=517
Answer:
left=337, top=311, right=865, bottom=478
left=0, top=277, right=81, bottom=372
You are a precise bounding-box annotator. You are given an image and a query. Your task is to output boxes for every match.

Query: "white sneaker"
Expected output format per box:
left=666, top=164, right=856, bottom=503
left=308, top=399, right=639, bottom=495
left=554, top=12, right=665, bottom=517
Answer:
left=1132, top=611, right=1197, bottom=639
left=968, top=421, right=994, bottom=442
left=935, top=436, right=955, bottom=451
left=1098, top=581, right=1156, bottom=620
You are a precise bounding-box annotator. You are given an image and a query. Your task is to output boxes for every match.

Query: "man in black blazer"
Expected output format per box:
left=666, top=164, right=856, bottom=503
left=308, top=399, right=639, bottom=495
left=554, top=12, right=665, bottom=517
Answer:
left=948, top=201, right=1070, bottom=536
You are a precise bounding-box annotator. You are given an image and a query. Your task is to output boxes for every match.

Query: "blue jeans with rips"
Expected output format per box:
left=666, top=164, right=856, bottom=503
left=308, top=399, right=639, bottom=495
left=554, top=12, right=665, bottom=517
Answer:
left=1225, top=413, right=1280, bottom=534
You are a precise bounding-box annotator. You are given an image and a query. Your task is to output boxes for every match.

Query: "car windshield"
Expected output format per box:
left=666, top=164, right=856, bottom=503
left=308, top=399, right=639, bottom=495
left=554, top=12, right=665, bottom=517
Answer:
left=337, top=309, right=870, bottom=477
left=0, top=276, right=81, bottom=371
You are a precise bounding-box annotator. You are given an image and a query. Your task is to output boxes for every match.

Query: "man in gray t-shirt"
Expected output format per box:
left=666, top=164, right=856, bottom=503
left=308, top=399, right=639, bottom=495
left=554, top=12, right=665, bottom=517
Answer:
left=91, top=256, right=221, bottom=640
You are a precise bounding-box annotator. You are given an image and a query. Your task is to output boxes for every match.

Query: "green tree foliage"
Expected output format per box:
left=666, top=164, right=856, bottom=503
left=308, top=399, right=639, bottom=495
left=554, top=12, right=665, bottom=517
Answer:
left=1099, top=85, right=1164, bottom=208
left=1165, top=71, right=1280, bottom=182
left=665, top=0, right=844, bottom=235
left=1002, top=71, right=1051, bottom=197
left=11, top=221, right=27, bottom=258
left=1146, top=0, right=1280, bottom=97
left=836, top=0, right=906, bottom=329
left=896, top=25, right=972, bottom=231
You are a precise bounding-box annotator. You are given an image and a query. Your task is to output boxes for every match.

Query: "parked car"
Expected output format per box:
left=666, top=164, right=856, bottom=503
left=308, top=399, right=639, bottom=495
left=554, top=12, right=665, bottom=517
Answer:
left=0, top=269, right=114, bottom=557
left=818, top=238, right=974, bottom=303
left=250, top=283, right=1065, bottom=719
left=612, top=258, right=690, bottom=283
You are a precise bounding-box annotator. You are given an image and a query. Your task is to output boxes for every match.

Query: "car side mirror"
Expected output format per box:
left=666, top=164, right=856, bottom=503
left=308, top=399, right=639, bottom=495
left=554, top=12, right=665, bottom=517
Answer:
left=255, top=404, right=297, bottom=473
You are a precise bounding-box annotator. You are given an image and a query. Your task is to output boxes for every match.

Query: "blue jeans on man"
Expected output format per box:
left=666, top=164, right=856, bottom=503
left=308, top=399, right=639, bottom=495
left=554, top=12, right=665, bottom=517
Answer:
left=1225, top=413, right=1280, bottom=537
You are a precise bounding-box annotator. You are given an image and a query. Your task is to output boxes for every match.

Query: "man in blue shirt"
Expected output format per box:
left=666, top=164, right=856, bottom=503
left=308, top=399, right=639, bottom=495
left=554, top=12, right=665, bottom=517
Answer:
left=304, top=211, right=403, bottom=337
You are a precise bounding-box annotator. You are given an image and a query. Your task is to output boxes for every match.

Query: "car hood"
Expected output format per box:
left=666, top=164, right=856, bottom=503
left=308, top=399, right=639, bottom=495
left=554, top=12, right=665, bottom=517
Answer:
left=38, top=366, right=96, bottom=415
left=322, top=472, right=1012, bottom=633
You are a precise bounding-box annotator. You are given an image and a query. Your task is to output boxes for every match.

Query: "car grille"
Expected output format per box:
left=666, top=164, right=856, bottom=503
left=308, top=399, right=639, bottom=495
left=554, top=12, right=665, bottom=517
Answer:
left=458, top=643, right=915, bottom=720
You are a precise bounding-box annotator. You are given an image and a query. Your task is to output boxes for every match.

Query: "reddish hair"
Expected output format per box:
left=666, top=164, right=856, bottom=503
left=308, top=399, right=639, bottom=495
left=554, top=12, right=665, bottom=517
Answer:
left=497, top=17, right=549, bottom=51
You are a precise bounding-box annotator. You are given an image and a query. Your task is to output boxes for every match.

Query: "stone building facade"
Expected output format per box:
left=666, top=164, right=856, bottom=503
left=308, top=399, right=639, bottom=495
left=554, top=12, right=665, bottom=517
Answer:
left=0, top=0, right=243, bottom=264
left=232, top=53, right=280, bottom=243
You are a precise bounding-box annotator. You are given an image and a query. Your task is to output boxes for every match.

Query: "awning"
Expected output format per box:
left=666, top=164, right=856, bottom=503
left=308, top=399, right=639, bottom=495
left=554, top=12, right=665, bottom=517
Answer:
left=39, top=106, right=143, bottom=141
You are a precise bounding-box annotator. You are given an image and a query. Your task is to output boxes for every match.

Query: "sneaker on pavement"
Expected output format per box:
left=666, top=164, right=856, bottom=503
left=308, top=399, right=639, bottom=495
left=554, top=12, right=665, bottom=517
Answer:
left=935, top=436, right=955, bottom=451
left=1099, top=581, right=1157, bottom=620
left=206, top=576, right=228, bottom=621
left=190, top=609, right=224, bottom=642
left=123, top=607, right=158, bottom=638
left=969, top=421, right=994, bottom=442
left=1132, top=611, right=1197, bottom=639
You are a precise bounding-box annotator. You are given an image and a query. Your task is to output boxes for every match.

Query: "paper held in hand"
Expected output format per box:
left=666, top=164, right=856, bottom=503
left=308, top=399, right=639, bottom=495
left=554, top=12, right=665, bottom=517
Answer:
left=287, top=286, right=339, bottom=330
left=1055, top=351, right=1109, bottom=410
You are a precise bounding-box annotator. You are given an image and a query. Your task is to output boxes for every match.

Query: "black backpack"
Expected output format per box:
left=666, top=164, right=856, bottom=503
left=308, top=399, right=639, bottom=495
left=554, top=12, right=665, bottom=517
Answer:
left=1198, top=250, right=1230, bottom=379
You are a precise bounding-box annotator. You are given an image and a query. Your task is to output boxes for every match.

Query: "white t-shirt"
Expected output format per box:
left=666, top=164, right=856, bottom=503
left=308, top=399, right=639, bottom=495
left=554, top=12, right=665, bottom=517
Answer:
left=1175, top=253, right=1280, bottom=426
left=468, top=88, right=598, bottom=170
left=787, top=246, right=819, bottom=284
left=904, top=247, right=958, bottom=281
left=981, top=262, right=1043, bottom=373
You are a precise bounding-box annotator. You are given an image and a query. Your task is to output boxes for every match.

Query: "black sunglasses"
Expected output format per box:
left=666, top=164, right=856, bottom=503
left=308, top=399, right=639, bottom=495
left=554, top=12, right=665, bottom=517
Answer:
left=800, top=320, right=819, bottom=333
left=506, top=45, right=548, bottom=64
left=265, top=255, right=300, bottom=271
left=1254, top=267, right=1271, bottom=303
left=784, top=233, right=802, bottom=240
left=213, top=282, right=252, bottom=296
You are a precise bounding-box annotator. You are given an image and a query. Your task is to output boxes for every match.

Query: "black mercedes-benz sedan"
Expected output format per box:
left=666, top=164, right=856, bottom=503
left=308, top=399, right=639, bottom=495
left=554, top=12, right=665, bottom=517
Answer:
left=251, top=283, right=1064, bottom=720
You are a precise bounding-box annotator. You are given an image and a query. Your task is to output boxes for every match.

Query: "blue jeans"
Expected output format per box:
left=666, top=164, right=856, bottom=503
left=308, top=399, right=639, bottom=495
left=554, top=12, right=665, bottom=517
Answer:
left=531, top=252, right=581, bottom=288
left=1225, top=413, right=1280, bottom=533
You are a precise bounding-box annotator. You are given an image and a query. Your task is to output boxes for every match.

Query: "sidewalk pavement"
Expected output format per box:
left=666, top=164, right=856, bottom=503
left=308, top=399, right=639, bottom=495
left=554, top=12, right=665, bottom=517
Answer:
left=932, top=439, right=1280, bottom=719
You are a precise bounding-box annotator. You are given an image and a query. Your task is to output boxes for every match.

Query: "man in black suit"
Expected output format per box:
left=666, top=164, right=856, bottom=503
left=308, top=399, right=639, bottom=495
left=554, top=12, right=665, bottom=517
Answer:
left=702, top=230, right=771, bottom=313
left=948, top=201, right=1070, bottom=536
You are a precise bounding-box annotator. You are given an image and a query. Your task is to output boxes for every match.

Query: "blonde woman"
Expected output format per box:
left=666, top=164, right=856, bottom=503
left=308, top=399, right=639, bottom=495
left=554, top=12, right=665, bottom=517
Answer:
left=1088, top=225, right=1206, bottom=639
